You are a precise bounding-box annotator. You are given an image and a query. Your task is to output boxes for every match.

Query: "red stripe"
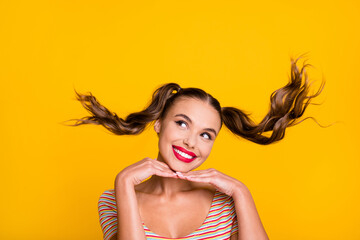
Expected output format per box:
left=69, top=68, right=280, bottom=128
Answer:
left=190, top=226, right=232, bottom=239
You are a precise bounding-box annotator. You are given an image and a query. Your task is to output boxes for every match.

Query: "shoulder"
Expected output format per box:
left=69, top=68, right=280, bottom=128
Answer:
left=99, top=189, right=115, bottom=199
left=211, top=189, right=236, bottom=211
left=98, top=189, right=118, bottom=240
left=98, top=189, right=116, bottom=209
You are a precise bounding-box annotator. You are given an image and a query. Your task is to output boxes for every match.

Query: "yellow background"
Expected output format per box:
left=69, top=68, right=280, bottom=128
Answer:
left=1, top=1, right=359, bottom=239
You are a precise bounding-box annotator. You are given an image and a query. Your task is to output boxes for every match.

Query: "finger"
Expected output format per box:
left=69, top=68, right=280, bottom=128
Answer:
left=154, top=159, right=173, bottom=170
left=153, top=161, right=176, bottom=175
left=175, top=170, right=205, bottom=179
left=153, top=168, right=178, bottom=178
left=153, top=160, right=179, bottom=178
left=183, top=173, right=215, bottom=181
left=183, top=175, right=213, bottom=184
left=143, top=158, right=171, bottom=172
left=182, top=170, right=214, bottom=178
left=151, top=164, right=177, bottom=178
left=175, top=172, right=209, bottom=182
left=184, top=168, right=215, bottom=175
left=174, top=171, right=191, bottom=180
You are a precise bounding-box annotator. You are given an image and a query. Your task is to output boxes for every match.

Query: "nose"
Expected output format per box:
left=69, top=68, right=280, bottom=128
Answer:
left=183, top=132, right=197, bottom=148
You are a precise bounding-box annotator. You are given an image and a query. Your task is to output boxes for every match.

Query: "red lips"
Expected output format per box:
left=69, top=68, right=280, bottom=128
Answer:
left=172, top=145, right=197, bottom=163
left=172, top=145, right=196, bottom=157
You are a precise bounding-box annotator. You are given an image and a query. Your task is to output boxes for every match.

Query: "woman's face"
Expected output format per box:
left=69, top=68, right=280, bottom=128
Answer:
left=154, top=97, right=222, bottom=172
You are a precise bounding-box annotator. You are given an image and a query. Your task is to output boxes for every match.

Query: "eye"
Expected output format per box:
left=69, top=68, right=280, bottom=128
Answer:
left=175, top=120, right=187, bottom=128
left=201, top=132, right=212, bottom=140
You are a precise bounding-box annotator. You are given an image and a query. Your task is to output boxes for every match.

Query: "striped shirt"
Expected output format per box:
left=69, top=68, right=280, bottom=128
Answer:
left=98, top=189, right=239, bottom=240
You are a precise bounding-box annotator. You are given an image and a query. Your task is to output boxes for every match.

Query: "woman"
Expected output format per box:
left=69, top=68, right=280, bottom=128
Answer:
left=67, top=57, right=325, bottom=240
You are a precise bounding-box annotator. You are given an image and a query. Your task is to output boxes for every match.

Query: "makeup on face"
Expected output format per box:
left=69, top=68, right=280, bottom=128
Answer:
left=172, top=145, right=197, bottom=163
left=156, top=98, right=221, bottom=171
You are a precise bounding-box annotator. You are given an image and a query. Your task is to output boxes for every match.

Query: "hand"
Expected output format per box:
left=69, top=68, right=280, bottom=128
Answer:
left=115, top=157, right=178, bottom=186
left=176, top=168, right=246, bottom=197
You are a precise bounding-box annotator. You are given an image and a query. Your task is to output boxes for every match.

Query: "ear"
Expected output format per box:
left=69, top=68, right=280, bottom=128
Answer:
left=154, top=119, right=161, bottom=134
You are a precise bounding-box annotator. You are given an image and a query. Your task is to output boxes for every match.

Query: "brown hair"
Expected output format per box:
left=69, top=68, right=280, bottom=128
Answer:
left=63, top=56, right=327, bottom=145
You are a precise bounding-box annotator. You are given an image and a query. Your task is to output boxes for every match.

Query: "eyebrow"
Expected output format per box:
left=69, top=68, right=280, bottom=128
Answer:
left=174, top=114, right=218, bottom=136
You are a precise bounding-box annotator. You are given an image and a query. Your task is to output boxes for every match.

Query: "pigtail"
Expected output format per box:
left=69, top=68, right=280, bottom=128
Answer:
left=221, top=56, right=325, bottom=145
left=63, top=83, right=181, bottom=135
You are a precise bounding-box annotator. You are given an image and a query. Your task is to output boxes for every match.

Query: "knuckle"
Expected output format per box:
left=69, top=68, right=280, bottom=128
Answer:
left=140, top=158, right=150, bottom=164
left=160, top=162, right=169, bottom=168
left=144, top=161, right=153, bottom=168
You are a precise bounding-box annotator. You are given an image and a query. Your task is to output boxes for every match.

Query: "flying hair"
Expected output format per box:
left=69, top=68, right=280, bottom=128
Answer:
left=62, top=55, right=329, bottom=145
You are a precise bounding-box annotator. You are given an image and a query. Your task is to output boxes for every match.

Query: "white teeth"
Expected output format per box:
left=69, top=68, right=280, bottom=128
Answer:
left=174, top=148, right=194, bottom=159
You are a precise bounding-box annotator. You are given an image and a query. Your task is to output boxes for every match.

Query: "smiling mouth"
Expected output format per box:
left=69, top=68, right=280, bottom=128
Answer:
left=172, top=145, right=197, bottom=163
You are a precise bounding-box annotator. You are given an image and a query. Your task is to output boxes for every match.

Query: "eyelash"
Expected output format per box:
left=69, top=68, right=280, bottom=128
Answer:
left=175, top=120, right=212, bottom=140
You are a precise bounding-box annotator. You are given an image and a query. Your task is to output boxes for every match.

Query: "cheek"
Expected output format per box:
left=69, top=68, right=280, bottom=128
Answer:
left=160, top=128, right=183, bottom=146
left=158, top=131, right=175, bottom=152
left=199, top=143, right=214, bottom=158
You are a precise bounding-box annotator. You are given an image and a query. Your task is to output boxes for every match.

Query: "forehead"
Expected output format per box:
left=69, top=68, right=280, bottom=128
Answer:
left=167, top=97, right=221, bottom=131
